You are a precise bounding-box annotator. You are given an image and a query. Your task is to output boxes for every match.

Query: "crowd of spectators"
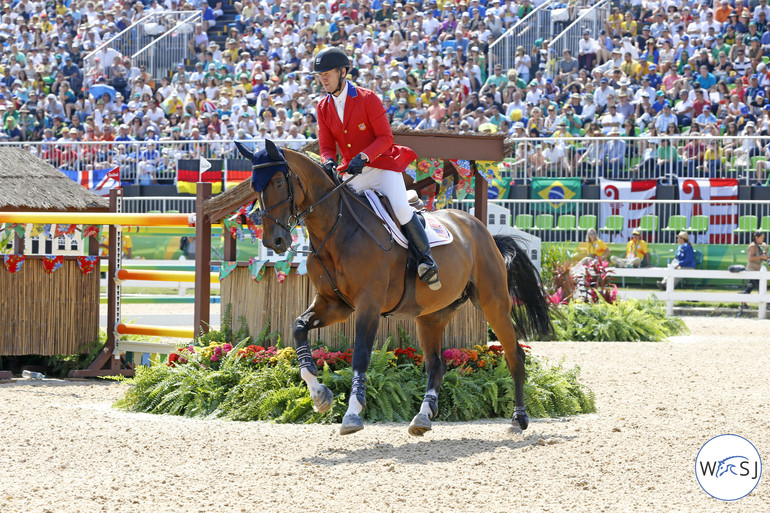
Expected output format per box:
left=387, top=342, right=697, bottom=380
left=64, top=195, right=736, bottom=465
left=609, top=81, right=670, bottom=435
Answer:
left=4, top=0, right=770, bottom=185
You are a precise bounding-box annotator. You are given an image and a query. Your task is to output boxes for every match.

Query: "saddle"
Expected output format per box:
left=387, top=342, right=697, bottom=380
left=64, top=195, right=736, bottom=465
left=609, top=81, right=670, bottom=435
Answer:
left=363, top=190, right=453, bottom=249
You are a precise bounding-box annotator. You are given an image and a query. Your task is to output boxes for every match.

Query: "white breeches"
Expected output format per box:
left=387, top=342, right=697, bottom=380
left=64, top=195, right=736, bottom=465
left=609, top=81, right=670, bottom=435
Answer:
left=346, top=166, right=414, bottom=225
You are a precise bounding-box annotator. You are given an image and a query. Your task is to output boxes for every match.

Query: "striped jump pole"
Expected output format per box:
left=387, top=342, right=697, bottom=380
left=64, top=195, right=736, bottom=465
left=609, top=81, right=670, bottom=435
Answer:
left=0, top=212, right=195, bottom=227
left=115, top=269, right=219, bottom=283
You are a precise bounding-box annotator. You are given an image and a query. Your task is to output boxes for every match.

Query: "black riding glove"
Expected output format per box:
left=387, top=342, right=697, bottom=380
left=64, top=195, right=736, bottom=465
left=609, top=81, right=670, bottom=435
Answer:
left=345, top=154, right=367, bottom=175
left=322, top=159, right=338, bottom=176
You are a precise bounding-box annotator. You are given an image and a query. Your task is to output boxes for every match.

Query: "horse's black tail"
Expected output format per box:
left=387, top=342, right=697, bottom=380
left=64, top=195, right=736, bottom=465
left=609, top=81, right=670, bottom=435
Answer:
left=493, top=235, right=554, bottom=341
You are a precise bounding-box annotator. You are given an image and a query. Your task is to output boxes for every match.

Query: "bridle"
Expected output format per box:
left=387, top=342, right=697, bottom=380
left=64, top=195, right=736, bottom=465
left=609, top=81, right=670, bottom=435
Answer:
left=252, top=156, right=394, bottom=310
left=252, top=159, right=352, bottom=239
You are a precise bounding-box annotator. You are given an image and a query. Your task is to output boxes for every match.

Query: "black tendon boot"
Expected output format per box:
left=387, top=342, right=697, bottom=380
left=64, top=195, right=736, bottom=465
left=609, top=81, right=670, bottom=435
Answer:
left=401, top=213, right=441, bottom=290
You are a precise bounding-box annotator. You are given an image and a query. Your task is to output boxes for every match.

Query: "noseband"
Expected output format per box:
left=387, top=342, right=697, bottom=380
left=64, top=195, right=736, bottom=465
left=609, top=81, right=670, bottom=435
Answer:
left=251, top=160, right=308, bottom=233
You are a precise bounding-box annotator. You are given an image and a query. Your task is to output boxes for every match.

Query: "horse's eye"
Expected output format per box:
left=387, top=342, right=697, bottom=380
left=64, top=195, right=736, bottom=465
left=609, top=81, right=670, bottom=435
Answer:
left=275, top=177, right=285, bottom=189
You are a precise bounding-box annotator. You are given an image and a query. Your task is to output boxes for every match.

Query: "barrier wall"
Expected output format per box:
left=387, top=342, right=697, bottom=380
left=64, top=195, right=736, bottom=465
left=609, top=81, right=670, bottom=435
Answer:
left=220, top=266, right=487, bottom=350
left=0, top=257, right=100, bottom=355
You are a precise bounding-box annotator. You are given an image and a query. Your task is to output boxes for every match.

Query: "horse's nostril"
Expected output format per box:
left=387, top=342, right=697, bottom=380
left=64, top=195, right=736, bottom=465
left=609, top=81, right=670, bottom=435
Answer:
left=274, top=237, right=284, bottom=249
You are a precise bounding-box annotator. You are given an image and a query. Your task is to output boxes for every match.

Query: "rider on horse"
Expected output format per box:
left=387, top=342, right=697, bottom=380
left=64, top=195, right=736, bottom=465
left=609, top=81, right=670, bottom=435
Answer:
left=313, top=47, right=441, bottom=290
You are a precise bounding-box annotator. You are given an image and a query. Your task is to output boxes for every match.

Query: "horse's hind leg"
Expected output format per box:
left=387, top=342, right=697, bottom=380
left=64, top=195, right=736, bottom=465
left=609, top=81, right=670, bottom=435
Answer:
left=294, top=294, right=353, bottom=412
left=408, top=312, right=452, bottom=436
left=477, top=280, right=530, bottom=432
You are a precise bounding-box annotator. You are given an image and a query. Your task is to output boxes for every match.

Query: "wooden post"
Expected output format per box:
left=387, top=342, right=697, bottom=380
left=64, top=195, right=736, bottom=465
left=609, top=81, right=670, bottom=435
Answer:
left=223, top=226, right=237, bottom=261
left=194, top=182, right=212, bottom=336
left=471, top=161, right=488, bottom=226
left=13, top=231, right=24, bottom=255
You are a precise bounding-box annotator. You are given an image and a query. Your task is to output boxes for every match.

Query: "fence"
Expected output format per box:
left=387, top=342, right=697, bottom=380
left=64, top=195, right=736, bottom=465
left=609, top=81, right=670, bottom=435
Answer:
left=487, top=0, right=554, bottom=77
left=9, top=135, right=770, bottom=186
left=501, top=135, right=770, bottom=185
left=453, top=198, right=770, bottom=247
left=613, top=267, right=769, bottom=319
left=547, top=0, right=611, bottom=79
left=84, top=11, right=198, bottom=90
left=132, top=11, right=203, bottom=83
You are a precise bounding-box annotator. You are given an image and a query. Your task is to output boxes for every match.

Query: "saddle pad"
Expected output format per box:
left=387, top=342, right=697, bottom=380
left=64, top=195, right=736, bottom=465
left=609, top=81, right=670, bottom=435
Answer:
left=364, top=190, right=453, bottom=249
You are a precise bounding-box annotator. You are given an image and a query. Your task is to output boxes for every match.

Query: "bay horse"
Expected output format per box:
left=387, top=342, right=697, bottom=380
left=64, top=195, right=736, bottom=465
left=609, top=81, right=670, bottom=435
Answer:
left=236, top=140, right=553, bottom=436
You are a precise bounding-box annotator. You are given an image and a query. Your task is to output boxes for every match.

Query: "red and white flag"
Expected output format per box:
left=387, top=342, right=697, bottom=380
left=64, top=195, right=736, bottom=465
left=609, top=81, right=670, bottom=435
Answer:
left=678, top=178, right=738, bottom=244
left=599, top=179, right=657, bottom=242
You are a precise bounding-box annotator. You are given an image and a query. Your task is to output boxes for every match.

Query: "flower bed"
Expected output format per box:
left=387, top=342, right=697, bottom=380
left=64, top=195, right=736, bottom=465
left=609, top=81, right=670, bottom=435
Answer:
left=116, top=340, right=596, bottom=424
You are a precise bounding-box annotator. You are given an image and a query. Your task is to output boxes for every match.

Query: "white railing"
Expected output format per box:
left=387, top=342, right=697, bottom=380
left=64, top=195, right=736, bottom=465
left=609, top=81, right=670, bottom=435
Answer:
left=502, top=135, right=770, bottom=186
left=84, top=11, right=197, bottom=90
left=613, top=267, right=769, bottom=319
left=132, top=11, right=202, bottom=82
left=12, top=135, right=770, bottom=185
left=547, top=0, right=611, bottom=79
left=122, top=197, right=196, bottom=213
left=8, top=139, right=304, bottom=183
left=488, top=0, right=554, bottom=78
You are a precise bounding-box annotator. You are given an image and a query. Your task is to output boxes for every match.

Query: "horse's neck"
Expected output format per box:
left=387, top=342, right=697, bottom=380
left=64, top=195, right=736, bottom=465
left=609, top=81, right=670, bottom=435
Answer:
left=295, top=164, right=349, bottom=246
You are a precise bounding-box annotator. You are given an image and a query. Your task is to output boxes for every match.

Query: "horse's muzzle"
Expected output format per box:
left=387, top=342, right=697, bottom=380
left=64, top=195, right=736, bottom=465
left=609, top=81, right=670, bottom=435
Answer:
left=266, top=235, right=289, bottom=254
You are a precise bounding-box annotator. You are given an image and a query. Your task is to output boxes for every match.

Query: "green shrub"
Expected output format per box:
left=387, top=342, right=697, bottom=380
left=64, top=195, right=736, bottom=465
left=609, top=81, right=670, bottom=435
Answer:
left=552, top=297, right=688, bottom=342
left=114, top=339, right=596, bottom=423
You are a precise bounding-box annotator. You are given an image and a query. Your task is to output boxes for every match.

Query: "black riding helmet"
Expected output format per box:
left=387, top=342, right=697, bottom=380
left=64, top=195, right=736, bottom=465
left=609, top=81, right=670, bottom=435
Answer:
left=313, top=47, right=350, bottom=73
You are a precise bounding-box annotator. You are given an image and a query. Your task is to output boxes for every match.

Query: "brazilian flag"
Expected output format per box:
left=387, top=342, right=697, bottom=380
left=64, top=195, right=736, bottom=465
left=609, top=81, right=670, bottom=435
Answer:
left=530, top=178, right=581, bottom=213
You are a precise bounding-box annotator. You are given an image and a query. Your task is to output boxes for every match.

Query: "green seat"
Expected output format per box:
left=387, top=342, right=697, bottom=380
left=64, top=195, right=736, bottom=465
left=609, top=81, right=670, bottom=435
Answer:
left=638, top=215, right=659, bottom=233
left=599, top=215, right=624, bottom=232
left=688, top=215, right=709, bottom=233
left=577, top=214, right=597, bottom=231
left=734, top=215, right=758, bottom=233
left=166, top=209, right=180, bottom=214
left=751, top=156, right=767, bottom=169
left=535, top=214, right=554, bottom=230
left=514, top=214, right=533, bottom=230
left=553, top=214, right=576, bottom=231
left=662, top=215, right=688, bottom=232
left=761, top=215, right=770, bottom=232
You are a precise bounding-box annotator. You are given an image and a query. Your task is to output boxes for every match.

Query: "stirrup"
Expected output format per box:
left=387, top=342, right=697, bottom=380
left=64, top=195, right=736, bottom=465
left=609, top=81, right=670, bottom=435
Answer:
left=418, top=262, right=441, bottom=290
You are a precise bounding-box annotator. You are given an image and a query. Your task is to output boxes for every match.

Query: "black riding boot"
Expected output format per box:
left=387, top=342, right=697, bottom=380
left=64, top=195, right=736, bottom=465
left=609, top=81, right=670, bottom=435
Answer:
left=401, top=213, right=441, bottom=290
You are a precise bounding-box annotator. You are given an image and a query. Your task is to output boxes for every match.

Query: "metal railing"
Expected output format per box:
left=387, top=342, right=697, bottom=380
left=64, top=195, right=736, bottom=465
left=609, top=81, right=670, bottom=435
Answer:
left=132, top=11, right=202, bottom=82
left=502, top=135, right=770, bottom=186
left=10, top=139, right=301, bottom=183
left=84, top=11, right=197, bottom=90
left=8, top=134, right=770, bottom=184
left=547, top=0, right=611, bottom=79
left=123, top=197, right=196, bottom=213
left=487, top=0, right=554, bottom=77
left=452, top=198, right=770, bottom=248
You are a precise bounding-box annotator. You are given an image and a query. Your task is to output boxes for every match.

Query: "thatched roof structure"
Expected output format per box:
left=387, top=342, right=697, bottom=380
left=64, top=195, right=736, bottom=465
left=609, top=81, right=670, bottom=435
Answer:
left=0, top=148, right=109, bottom=212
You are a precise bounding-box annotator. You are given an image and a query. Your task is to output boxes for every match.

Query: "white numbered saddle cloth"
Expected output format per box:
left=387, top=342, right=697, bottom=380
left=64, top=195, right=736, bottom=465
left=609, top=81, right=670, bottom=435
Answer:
left=364, top=190, right=453, bottom=249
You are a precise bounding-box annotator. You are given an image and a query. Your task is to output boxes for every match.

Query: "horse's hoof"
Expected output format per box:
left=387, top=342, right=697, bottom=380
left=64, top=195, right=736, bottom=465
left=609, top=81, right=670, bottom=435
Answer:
left=408, top=413, right=432, bottom=437
left=311, top=385, right=334, bottom=413
left=512, top=409, right=529, bottom=431
left=340, top=413, right=364, bottom=435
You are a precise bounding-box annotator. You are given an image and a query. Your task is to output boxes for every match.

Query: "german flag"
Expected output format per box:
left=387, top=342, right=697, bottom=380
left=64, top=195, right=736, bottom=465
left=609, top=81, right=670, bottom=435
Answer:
left=225, top=158, right=252, bottom=190
left=176, top=159, right=223, bottom=194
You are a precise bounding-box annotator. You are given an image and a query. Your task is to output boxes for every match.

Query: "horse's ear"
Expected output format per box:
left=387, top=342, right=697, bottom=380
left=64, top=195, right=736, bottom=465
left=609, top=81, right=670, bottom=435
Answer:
left=265, top=139, right=282, bottom=160
left=234, top=141, right=255, bottom=161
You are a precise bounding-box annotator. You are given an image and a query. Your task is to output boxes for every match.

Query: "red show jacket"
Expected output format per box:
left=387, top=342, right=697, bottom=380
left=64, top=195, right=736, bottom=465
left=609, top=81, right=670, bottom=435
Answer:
left=317, top=81, right=417, bottom=172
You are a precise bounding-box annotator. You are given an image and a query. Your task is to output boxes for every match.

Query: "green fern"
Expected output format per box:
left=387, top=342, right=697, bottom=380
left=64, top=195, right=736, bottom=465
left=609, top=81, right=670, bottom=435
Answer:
left=115, top=342, right=596, bottom=423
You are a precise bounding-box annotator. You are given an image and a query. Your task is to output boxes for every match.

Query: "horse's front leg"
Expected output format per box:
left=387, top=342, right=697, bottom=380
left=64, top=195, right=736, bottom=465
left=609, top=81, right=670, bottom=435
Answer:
left=340, top=307, right=381, bottom=435
left=294, top=294, right=353, bottom=412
